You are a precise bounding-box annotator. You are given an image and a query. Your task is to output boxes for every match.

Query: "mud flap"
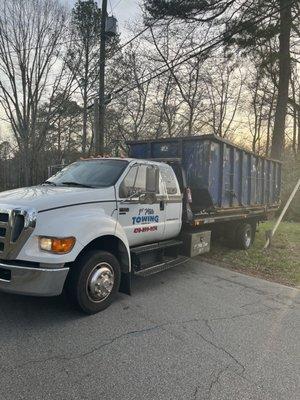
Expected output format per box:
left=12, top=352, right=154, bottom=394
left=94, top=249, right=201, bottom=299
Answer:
left=119, top=272, right=131, bottom=295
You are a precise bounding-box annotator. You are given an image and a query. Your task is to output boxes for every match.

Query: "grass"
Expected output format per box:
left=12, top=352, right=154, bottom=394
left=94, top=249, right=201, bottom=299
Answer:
left=201, top=220, right=300, bottom=287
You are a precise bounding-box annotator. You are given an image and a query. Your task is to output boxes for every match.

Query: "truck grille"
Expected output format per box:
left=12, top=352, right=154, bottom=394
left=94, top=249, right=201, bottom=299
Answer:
left=0, top=208, right=34, bottom=259
left=11, top=214, right=24, bottom=242
left=0, top=227, right=6, bottom=237
left=0, top=213, right=9, bottom=223
left=0, top=211, right=11, bottom=257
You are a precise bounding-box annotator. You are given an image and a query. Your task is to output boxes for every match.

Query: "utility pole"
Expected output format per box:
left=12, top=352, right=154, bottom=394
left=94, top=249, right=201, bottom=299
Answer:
left=96, top=0, right=108, bottom=155
left=94, top=98, right=99, bottom=153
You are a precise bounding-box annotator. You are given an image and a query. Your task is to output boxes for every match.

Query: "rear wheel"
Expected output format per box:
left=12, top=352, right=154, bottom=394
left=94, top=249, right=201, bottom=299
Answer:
left=235, top=222, right=255, bottom=250
left=225, top=221, right=256, bottom=250
left=66, top=250, right=121, bottom=314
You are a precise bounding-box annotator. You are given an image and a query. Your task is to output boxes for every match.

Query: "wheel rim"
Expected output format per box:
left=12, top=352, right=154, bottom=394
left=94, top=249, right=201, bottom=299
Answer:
left=244, top=228, right=252, bottom=248
left=86, top=262, right=115, bottom=302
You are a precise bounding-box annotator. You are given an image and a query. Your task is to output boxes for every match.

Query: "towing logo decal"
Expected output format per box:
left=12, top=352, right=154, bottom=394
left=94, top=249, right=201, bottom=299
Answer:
left=132, top=208, right=159, bottom=225
left=132, top=208, right=159, bottom=233
left=132, top=215, right=159, bottom=224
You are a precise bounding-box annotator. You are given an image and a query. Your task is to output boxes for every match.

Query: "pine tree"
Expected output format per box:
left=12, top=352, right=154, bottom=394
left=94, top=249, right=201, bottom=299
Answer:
left=67, top=0, right=118, bottom=155
left=67, top=1, right=101, bottom=155
left=144, top=0, right=297, bottom=159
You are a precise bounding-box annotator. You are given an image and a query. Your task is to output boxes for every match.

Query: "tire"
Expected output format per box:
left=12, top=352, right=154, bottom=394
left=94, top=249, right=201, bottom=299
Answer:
left=66, top=250, right=121, bottom=314
left=235, top=223, right=254, bottom=250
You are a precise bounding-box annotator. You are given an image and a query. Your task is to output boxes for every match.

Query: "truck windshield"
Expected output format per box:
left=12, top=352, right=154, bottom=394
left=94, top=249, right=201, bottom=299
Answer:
left=46, top=159, right=128, bottom=188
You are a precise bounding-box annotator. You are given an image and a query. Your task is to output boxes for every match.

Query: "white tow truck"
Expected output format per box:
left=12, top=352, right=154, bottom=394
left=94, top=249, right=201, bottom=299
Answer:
left=0, top=142, right=279, bottom=314
left=0, top=158, right=190, bottom=313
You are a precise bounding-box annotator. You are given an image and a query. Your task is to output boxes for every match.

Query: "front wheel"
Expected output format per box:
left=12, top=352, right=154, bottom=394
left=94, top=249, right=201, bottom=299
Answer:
left=66, top=250, right=121, bottom=314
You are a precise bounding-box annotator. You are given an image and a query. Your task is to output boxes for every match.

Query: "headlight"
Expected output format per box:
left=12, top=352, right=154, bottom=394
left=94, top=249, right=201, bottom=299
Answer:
left=39, top=236, right=76, bottom=254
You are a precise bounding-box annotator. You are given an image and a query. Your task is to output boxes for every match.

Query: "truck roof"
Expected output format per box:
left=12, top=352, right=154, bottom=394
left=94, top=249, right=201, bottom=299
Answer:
left=78, top=156, right=166, bottom=166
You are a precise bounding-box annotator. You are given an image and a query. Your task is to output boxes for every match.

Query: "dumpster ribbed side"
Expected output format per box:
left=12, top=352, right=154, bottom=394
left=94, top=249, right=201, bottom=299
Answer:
left=127, top=134, right=282, bottom=211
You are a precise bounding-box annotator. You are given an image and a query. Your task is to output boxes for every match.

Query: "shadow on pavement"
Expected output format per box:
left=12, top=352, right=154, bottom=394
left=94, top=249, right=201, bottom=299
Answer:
left=0, top=291, right=85, bottom=327
left=0, top=261, right=192, bottom=327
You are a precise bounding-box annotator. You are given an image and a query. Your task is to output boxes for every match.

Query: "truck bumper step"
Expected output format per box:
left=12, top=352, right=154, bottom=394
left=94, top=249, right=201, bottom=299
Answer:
left=131, top=240, right=184, bottom=274
left=131, top=239, right=182, bottom=256
left=134, top=256, right=188, bottom=277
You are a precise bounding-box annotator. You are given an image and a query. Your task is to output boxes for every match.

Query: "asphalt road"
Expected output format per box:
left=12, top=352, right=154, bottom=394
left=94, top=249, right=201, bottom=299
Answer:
left=0, top=259, right=299, bottom=400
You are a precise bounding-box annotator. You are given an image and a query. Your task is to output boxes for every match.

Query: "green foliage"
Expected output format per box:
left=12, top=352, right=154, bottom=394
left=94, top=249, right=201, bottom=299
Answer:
left=67, top=1, right=102, bottom=85
left=72, top=0, right=101, bottom=41
left=70, top=0, right=119, bottom=59
left=204, top=220, right=300, bottom=287
left=281, top=152, right=300, bottom=222
left=67, top=1, right=118, bottom=92
left=144, top=0, right=234, bottom=21
left=145, top=0, right=207, bottom=19
left=224, top=1, right=280, bottom=55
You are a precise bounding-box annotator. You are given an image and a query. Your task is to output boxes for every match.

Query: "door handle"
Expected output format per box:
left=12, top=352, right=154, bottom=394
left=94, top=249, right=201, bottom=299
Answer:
left=119, top=207, right=129, bottom=215
left=160, top=200, right=165, bottom=211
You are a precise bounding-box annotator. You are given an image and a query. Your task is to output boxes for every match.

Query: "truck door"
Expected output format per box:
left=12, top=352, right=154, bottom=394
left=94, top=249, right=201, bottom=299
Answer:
left=117, top=163, right=165, bottom=247
left=159, top=163, right=182, bottom=240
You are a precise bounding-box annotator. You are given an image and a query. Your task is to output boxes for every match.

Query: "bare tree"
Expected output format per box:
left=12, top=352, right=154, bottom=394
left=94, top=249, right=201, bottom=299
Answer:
left=148, top=73, right=184, bottom=137
left=202, top=59, right=243, bottom=138
left=111, top=48, right=152, bottom=141
left=0, top=0, right=75, bottom=185
left=149, top=24, right=205, bottom=135
left=248, top=71, right=266, bottom=153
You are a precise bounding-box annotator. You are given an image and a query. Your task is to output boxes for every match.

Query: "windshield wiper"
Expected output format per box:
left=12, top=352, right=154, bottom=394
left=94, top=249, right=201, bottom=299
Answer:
left=61, top=181, right=95, bottom=188
left=43, top=181, right=57, bottom=186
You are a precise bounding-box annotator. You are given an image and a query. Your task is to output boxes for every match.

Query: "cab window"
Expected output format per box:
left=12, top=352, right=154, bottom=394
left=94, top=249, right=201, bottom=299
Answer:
left=135, top=165, right=147, bottom=193
left=119, top=165, right=139, bottom=198
left=159, top=164, right=180, bottom=195
left=119, top=164, right=159, bottom=198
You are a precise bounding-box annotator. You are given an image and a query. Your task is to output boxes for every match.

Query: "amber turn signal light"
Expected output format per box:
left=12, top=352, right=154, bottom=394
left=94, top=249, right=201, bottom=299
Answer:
left=39, top=236, right=76, bottom=254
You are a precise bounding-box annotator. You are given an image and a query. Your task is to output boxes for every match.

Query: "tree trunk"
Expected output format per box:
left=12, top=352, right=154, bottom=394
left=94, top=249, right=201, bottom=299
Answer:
left=298, top=108, right=300, bottom=154
left=266, top=89, right=276, bottom=156
left=57, top=117, right=62, bottom=160
left=82, top=44, right=90, bottom=155
left=22, top=141, right=30, bottom=187
left=82, top=92, right=88, bottom=155
left=271, top=0, right=292, bottom=159
left=297, top=92, right=300, bottom=154
left=290, top=77, right=297, bottom=154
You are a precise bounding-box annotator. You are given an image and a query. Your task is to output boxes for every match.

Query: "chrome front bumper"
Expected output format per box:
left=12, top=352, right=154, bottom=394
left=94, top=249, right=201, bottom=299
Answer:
left=0, top=262, right=69, bottom=297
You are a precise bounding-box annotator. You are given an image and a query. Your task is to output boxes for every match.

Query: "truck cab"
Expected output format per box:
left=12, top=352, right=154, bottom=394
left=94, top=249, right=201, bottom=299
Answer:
left=0, top=158, right=184, bottom=314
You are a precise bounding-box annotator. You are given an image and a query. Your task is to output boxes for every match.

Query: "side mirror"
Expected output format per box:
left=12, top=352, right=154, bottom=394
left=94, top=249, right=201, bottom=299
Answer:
left=139, top=192, right=157, bottom=204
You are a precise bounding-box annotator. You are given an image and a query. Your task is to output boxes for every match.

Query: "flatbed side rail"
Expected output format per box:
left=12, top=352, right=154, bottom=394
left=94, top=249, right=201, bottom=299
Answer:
left=191, top=206, right=279, bottom=227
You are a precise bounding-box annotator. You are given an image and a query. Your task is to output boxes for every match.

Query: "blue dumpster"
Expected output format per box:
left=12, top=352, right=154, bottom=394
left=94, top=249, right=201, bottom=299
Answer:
left=127, top=134, right=281, bottom=210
